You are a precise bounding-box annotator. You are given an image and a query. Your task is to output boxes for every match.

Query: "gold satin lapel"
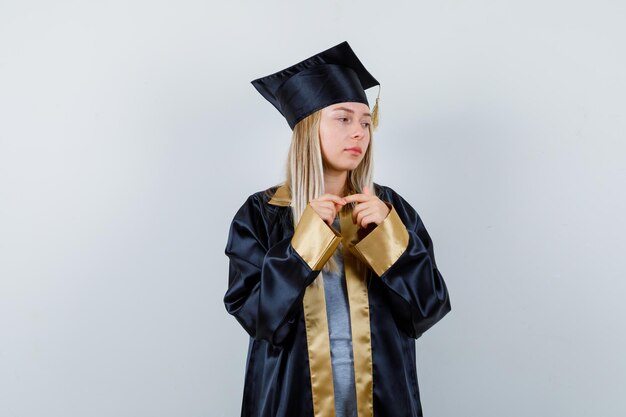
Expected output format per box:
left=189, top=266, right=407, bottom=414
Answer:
left=340, top=207, right=374, bottom=417
left=268, top=183, right=291, bottom=206
left=303, top=274, right=336, bottom=417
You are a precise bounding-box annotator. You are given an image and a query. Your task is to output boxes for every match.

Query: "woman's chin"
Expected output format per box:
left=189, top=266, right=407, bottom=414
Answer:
left=325, top=159, right=363, bottom=173
left=337, top=164, right=360, bottom=173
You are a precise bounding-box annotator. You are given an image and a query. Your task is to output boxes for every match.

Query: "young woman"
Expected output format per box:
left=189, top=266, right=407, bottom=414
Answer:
left=224, top=41, right=451, bottom=417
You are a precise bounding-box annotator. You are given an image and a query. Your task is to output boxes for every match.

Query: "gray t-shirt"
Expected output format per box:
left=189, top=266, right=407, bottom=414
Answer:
left=322, top=216, right=357, bottom=417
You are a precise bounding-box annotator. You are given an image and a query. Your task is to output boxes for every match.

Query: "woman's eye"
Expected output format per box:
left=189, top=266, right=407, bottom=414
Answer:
left=361, top=122, right=371, bottom=128
left=338, top=117, right=349, bottom=123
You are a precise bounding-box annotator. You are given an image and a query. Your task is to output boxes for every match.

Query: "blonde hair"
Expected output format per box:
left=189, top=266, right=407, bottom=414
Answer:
left=283, top=108, right=374, bottom=276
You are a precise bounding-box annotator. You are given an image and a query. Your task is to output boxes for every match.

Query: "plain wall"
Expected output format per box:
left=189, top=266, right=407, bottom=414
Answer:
left=1, top=1, right=625, bottom=416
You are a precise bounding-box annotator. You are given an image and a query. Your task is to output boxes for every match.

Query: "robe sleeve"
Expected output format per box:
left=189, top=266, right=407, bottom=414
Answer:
left=347, top=189, right=451, bottom=339
left=224, top=195, right=342, bottom=346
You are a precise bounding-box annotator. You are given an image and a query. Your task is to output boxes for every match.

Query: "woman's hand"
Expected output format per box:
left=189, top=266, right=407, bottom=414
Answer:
left=309, top=194, right=347, bottom=226
left=343, top=186, right=390, bottom=228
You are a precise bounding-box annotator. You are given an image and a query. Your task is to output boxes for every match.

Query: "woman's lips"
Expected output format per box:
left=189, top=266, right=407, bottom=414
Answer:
left=345, top=147, right=362, bottom=155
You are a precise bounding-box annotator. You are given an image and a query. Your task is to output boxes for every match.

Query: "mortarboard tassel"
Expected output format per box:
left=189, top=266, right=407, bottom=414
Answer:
left=371, top=85, right=380, bottom=130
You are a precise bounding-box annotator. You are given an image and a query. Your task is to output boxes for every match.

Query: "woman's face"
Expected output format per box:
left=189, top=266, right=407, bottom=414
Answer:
left=319, top=102, right=371, bottom=174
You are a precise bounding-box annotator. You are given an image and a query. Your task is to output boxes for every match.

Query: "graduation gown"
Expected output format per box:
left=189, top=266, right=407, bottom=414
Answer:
left=224, top=183, right=451, bottom=417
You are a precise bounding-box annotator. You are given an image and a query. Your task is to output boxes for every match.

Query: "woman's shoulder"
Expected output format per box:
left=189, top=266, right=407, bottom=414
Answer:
left=255, top=183, right=282, bottom=203
left=242, top=182, right=409, bottom=208
left=229, top=184, right=287, bottom=231
left=373, top=182, right=421, bottom=224
left=373, top=182, right=402, bottom=202
left=234, top=184, right=287, bottom=220
left=237, top=183, right=283, bottom=205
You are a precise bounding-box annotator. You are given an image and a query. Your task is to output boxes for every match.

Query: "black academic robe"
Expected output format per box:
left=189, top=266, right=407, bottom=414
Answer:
left=224, top=182, right=451, bottom=417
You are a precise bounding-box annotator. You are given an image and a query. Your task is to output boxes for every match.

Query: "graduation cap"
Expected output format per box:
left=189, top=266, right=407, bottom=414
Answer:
left=251, top=41, right=380, bottom=130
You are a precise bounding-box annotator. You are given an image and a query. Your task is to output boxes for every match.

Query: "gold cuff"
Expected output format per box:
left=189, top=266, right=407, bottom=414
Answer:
left=292, top=204, right=342, bottom=271
left=349, top=202, right=409, bottom=277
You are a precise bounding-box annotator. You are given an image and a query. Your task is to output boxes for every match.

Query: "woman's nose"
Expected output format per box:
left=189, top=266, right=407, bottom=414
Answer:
left=352, top=123, right=366, bottom=139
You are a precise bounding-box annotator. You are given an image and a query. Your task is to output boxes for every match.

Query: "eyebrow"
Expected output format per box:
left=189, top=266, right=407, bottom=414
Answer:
left=331, top=107, right=372, bottom=117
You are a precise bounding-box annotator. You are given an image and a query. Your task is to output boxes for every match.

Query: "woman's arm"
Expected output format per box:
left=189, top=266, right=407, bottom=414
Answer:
left=224, top=194, right=342, bottom=347
left=348, top=187, right=451, bottom=339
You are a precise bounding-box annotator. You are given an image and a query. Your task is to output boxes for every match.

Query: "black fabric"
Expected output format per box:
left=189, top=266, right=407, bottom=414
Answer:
left=251, top=41, right=379, bottom=129
left=224, top=183, right=451, bottom=417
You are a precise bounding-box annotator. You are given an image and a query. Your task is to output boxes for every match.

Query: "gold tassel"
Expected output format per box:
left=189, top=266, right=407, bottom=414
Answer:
left=371, top=85, right=380, bottom=130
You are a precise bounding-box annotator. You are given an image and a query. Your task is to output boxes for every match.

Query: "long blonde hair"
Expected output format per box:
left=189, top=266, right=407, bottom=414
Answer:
left=283, top=108, right=375, bottom=275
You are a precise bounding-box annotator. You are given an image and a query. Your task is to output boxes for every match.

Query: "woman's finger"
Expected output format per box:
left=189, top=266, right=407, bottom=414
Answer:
left=343, top=193, right=370, bottom=204
left=351, top=201, right=373, bottom=224
left=310, top=201, right=337, bottom=224
left=316, top=193, right=347, bottom=205
left=356, top=207, right=375, bottom=228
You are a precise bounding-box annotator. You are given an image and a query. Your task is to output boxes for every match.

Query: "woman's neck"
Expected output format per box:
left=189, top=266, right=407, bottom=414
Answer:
left=324, top=171, right=348, bottom=197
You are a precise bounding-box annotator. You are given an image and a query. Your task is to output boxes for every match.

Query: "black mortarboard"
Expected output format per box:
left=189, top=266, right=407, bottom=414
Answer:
left=251, top=41, right=380, bottom=130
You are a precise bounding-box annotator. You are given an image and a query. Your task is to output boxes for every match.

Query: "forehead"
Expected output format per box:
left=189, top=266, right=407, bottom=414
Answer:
left=323, top=102, right=371, bottom=116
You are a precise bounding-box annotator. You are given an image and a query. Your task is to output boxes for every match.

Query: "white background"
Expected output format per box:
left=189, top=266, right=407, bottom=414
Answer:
left=1, top=1, right=625, bottom=416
